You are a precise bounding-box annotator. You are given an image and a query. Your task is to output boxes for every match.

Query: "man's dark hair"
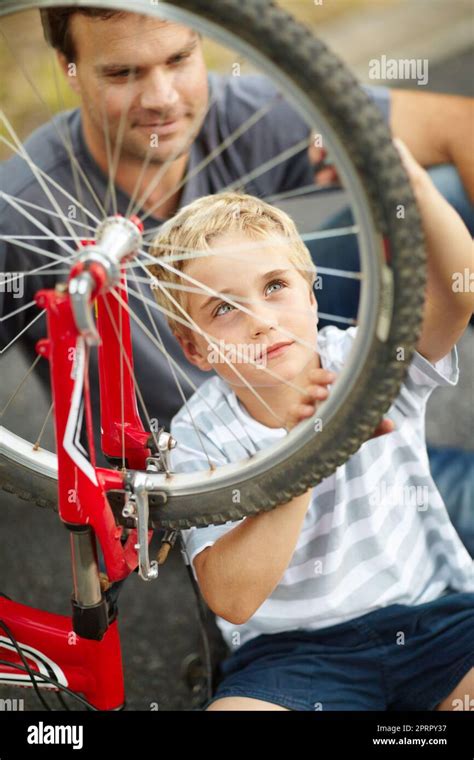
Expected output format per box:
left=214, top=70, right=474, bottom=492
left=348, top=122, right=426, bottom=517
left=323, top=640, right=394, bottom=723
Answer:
left=40, top=8, right=127, bottom=61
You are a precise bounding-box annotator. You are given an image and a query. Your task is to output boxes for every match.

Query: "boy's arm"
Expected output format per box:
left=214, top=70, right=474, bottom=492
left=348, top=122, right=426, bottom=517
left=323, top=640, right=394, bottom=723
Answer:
left=194, top=487, right=313, bottom=625
left=193, top=369, right=335, bottom=624
left=394, top=138, right=474, bottom=364
left=194, top=370, right=394, bottom=625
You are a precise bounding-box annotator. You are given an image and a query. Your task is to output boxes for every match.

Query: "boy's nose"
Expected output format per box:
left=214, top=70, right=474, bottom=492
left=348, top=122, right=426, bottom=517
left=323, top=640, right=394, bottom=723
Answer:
left=248, top=303, right=278, bottom=338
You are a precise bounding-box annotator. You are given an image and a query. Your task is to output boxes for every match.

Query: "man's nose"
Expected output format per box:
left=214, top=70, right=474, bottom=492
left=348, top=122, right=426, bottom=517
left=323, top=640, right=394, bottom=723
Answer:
left=139, top=68, right=179, bottom=112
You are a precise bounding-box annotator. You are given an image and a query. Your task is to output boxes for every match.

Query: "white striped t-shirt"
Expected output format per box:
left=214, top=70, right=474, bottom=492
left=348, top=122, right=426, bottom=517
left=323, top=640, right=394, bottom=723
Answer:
left=170, top=326, right=474, bottom=651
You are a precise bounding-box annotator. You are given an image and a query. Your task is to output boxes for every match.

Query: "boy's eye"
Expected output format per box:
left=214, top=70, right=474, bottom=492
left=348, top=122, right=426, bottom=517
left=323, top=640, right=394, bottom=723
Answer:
left=265, top=279, right=286, bottom=295
left=214, top=302, right=234, bottom=318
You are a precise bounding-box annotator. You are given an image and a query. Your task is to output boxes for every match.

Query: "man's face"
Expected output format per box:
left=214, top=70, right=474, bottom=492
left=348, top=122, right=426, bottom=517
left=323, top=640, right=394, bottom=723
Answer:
left=63, top=13, right=209, bottom=164
left=178, top=232, right=319, bottom=388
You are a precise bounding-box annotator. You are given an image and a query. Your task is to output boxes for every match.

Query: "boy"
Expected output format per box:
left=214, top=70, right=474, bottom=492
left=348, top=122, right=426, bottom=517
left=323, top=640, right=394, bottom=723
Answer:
left=147, top=139, right=474, bottom=711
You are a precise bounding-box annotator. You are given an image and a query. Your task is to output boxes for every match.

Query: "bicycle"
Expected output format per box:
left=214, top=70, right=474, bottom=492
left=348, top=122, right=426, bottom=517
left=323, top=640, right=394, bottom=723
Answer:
left=0, top=0, right=425, bottom=710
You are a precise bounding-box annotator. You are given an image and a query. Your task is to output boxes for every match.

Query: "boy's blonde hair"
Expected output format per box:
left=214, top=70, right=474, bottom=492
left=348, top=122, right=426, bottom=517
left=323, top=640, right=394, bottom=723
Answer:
left=146, top=191, right=317, bottom=339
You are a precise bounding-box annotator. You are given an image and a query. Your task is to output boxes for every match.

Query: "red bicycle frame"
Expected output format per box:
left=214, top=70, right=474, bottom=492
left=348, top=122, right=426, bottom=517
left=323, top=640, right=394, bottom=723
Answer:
left=0, top=233, right=153, bottom=710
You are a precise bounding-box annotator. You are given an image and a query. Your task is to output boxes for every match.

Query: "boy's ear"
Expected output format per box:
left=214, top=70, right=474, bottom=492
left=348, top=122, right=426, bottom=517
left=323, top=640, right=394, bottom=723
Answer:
left=175, top=331, right=213, bottom=372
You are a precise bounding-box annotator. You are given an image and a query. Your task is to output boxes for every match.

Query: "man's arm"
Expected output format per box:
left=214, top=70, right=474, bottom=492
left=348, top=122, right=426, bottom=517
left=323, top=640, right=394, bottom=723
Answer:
left=394, top=138, right=474, bottom=364
left=391, top=89, right=474, bottom=202
left=310, top=89, right=474, bottom=203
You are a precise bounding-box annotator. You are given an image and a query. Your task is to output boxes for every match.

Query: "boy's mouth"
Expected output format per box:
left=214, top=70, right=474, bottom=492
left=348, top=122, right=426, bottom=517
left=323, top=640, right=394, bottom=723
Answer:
left=259, top=341, right=295, bottom=361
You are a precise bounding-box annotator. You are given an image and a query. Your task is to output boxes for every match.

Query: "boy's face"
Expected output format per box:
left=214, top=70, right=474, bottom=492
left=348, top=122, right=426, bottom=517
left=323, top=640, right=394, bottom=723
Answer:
left=176, top=232, right=319, bottom=388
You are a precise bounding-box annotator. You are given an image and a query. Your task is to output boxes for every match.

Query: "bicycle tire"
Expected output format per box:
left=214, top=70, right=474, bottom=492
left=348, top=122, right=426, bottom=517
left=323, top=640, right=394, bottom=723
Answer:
left=0, top=0, right=425, bottom=529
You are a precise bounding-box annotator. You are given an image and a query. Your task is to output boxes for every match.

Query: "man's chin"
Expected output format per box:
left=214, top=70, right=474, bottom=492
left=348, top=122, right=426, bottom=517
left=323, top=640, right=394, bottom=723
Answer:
left=123, top=139, right=187, bottom=165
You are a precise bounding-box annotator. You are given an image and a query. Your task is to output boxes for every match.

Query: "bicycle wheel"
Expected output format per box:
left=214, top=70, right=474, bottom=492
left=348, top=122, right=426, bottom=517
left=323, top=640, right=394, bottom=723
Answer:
left=0, top=0, right=425, bottom=529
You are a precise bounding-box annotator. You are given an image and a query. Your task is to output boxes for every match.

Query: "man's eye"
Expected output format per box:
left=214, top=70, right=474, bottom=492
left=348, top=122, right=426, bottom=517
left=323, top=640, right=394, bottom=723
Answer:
left=108, top=69, right=135, bottom=79
left=169, top=53, right=190, bottom=66
left=266, top=279, right=286, bottom=295
left=214, top=302, right=234, bottom=318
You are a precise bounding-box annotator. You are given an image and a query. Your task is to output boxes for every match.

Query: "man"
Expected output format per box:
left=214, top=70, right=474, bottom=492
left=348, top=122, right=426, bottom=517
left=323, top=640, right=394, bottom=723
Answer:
left=0, top=8, right=472, bottom=549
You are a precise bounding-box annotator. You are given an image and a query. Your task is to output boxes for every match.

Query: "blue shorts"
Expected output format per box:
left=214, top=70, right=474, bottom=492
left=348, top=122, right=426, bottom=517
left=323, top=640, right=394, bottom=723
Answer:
left=204, top=590, right=474, bottom=711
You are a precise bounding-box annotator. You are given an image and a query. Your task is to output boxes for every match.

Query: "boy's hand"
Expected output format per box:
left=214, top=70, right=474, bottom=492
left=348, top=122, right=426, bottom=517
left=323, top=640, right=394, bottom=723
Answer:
left=286, top=369, right=336, bottom=430
left=286, top=368, right=395, bottom=439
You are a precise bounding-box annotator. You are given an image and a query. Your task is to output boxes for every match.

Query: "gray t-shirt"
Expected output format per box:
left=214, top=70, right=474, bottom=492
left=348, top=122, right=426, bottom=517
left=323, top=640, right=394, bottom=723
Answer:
left=0, top=73, right=390, bottom=445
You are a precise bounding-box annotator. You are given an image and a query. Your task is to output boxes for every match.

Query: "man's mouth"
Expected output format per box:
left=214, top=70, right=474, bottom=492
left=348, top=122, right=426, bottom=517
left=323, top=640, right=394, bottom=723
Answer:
left=135, top=117, right=183, bottom=135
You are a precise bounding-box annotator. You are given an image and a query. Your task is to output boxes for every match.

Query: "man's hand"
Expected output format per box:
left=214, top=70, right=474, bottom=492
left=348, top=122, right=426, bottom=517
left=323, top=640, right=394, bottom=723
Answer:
left=286, top=368, right=395, bottom=438
left=393, top=137, right=474, bottom=363
left=308, top=90, right=474, bottom=202
left=308, top=140, right=339, bottom=187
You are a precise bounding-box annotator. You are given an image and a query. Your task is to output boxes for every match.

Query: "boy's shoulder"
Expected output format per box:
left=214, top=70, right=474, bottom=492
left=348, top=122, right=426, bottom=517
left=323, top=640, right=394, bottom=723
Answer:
left=318, top=325, right=356, bottom=371
left=171, top=373, right=235, bottom=432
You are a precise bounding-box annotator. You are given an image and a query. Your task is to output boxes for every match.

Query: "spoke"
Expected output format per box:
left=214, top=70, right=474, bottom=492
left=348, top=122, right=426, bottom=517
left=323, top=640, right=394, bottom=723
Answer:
left=0, top=353, right=42, bottom=417
left=0, top=135, right=102, bottom=228
left=140, top=247, right=317, bottom=355
left=118, top=283, right=126, bottom=469
left=318, top=312, right=356, bottom=325
left=130, top=91, right=219, bottom=219
left=33, top=401, right=54, bottom=451
left=141, top=227, right=361, bottom=267
left=129, top=272, right=288, bottom=428
left=130, top=272, right=358, bottom=326
left=223, top=136, right=311, bottom=194
left=101, top=294, right=162, bottom=468
left=133, top=265, right=311, bottom=396
left=129, top=267, right=225, bottom=469
left=0, top=309, right=45, bottom=355
left=0, top=299, right=36, bottom=322
left=106, top=73, right=137, bottom=220
left=134, top=257, right=318, bottom=416
left=0, top=25, right=106, bottom=220
left=1, top=111, right=82, bottom=248
left=2, top=236, right=86, bottom=240
left=301, top=226, right=358, bottom=243
left=130, top=273, right=357, bottom=308
left=0, top=260, right=72, bottom=322
left=112, top=282, right=274, bottom=451
left=0, top=233, right=72, bottom=265
left=27, top=259, right=71, bottom=276
left=49, top=49, right=107, bottom=221
left=0, top=195, right=95, bottom=234
left=0, top=195, right=75, bottom=257
left=113, top=276, right=257, bottom=455
left=311, top=265, right=361, bottom=280
left=140, top=234, right=317, bottom=270
left=99, top=95, right=118, bottom=217
left=263, top=181, right=342, bottom=204
left=139, top=93, right=281, bottom=224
